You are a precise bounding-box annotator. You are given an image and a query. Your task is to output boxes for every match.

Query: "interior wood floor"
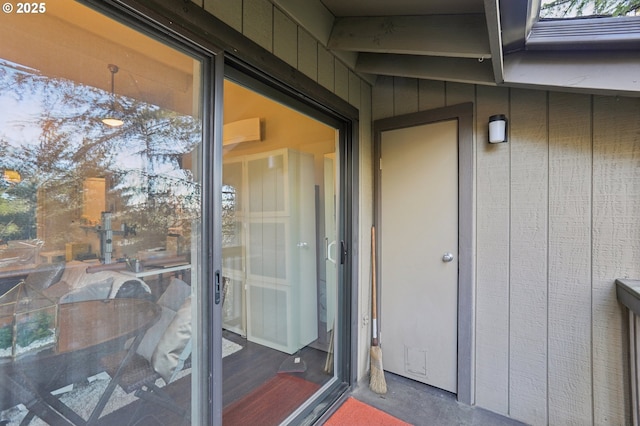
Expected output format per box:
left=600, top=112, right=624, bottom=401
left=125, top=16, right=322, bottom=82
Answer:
left=94, top=330, right=332, bottom=425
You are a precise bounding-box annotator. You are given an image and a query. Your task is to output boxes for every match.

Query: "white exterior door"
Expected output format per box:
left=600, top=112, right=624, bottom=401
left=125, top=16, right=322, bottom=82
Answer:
left=380, top=119, right=458, bottom=393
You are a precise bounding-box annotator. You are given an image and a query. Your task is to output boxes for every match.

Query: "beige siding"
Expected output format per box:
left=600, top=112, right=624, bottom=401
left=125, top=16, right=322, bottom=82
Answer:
left=349, top=70, right=361, bottom=109
left=393, top=77, right=419, bottom=116
left=476, top=85, right=510, bottom=414
left=273, top=8, right=297, bottom=68
left=297, top=29, right=318, bottom=81
left=203, top=0, right=242, bottom=31
left=446, top=82, right=475, bottom=106
left=418, top=80, right=445, bottom=111
left=548, top=92, right=593, bottom=425
left=317, top=45, right=335, bottom=92
left=592, top=95, right=640, bottom=425
left=334, top=60, right=349, bottom=102
left=243, top=0, right=273, bottom=52
left=509, top=89, right=548, bottom=425
left=373, top=78, right=640, bottom=425
left=372, top=75, right=394, bottom=120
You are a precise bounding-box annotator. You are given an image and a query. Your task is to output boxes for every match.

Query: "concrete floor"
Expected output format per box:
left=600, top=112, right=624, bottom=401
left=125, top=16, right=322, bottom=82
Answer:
left=349, top=372, right=527, bottom=426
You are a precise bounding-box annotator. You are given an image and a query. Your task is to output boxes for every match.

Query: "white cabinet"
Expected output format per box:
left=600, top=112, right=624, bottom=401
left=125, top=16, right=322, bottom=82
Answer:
left=223, top=149, right=317, bottom=354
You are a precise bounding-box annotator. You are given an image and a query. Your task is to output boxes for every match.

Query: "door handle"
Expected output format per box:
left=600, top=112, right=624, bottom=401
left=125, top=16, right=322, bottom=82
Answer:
left=442, top=253, right=454, bottom=263
left=326, top=239, right=337, bottom=264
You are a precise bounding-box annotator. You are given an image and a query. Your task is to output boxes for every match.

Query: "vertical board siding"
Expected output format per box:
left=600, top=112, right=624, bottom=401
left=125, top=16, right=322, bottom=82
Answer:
left=243, top=0, right=273, bottom=52
left=592, top=96, right=640, bottom=426
left=445, top=82, right=475, bottom=107
left=204, top=0, right=242, bottom=32
left=349, top=71, right=361, bottom=109
left=548, top=92, right=593, bottom=425
left=418, top=80, right=445, bottom=111
left=475, top=85, right=511, bottom=414
left=508, top=89, right=548, bottom=425
left=373, top=78, right=639, bottom=426
left=297, top=29, right=318, bottom=81
left=372, top=76, right=395, bottom=120
left=273, top=8, right=297, bottom=68
left=334, top=60, right=349, bottom=101
left=393, top=77, right=419, bottom=116
left=317, top=46, right=335, bottom=92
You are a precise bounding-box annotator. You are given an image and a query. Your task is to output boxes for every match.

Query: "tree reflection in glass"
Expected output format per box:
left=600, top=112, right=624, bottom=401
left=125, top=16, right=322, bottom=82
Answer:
left=0, top=59, right=201, bottom=265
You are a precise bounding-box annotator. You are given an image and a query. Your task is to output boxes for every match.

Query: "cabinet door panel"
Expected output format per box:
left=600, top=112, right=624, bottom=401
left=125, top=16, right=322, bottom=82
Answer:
left=248, top=222, right=287, bottom=281
left=224, top=149, right=318, bottom=354
left=247, top=154, right=286, bottom=214
left=248, top=284, right=288, bottom=347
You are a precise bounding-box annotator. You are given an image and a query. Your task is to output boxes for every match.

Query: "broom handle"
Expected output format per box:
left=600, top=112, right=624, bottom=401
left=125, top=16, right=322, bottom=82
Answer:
left=371, top=226, right=379, bottom=346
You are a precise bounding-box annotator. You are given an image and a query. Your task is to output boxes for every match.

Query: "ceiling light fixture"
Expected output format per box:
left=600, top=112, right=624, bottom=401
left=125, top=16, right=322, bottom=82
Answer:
left=3, top=170, right=21, bottom=184
left=102, top=64, right=124, bottom=127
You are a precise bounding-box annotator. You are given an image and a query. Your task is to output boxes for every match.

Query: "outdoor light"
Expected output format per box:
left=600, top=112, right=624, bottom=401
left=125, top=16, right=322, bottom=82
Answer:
left=102, top=64, right=124, bottom=128
left=488, top=114, right=507, bottom=143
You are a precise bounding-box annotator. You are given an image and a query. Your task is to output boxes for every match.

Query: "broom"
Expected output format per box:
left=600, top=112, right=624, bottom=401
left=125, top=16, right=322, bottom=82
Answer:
left=369, top=225, right=387, bottom=394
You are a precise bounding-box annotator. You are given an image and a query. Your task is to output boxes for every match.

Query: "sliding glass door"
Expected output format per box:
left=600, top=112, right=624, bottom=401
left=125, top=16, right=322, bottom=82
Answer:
left=0, top=1, right=212, bottom=424
left=0, top=1, right=353, bottom=424
left=221, top=77, right=342, bottom=425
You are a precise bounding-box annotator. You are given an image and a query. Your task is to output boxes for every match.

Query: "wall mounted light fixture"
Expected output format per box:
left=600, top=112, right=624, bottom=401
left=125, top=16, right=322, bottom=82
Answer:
left=102, top=64, right=124, bottom=127
left=488, top=114, right=507, bottom=143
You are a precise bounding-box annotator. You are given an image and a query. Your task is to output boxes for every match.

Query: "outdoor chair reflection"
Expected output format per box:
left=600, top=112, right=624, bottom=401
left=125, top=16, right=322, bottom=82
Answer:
left=0, top=298, right=160, bottom=425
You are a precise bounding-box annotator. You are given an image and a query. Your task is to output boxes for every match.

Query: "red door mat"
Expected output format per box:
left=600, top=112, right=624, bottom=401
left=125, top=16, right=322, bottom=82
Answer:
left=325, top=397, right=412, bottom=426
left=223, top=374, right=320, bottom=425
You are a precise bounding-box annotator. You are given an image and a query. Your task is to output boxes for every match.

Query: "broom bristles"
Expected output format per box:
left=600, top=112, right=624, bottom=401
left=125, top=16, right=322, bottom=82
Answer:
left=369, top=345, right=387, bottom=394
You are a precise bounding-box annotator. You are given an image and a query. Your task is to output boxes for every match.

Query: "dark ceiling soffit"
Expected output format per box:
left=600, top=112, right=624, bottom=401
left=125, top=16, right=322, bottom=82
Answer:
left=503, top=50, right=640, bottom=97
left=328, top=14, right=490, bottom=58
left=321, top=0, right=485, bottom=17
left=119, top=0, right=359, bottom=121
left=356, top=53, right=495, bottom=86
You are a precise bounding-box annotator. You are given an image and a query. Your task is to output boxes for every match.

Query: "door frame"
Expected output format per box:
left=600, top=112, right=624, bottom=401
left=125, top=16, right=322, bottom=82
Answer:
left=373, top=103, right=474, bottom=405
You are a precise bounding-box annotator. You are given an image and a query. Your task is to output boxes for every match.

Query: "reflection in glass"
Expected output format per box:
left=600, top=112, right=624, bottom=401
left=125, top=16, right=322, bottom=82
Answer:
left=221, top=80, right=339, bottom=424
left=0, top=1, right=202, bottom=424
left=540, top=0, right=640, bottom=18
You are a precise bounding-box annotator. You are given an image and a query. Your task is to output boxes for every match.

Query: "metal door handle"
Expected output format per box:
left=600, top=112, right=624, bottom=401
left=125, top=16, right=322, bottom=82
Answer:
left=326, top=239, right=337, bottom=264
left=442, top=253, right=454, bottom=262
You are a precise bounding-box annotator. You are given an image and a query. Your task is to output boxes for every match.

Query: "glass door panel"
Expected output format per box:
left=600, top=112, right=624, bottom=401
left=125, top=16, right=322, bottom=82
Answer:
left=0, top=2, right=206, bottom=424
left=222, top=79, right=339, bottom=424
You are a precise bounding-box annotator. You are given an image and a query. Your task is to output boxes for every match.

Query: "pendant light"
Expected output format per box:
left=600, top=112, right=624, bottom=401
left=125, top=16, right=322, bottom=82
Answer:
left=102, top=64, right=124, bottom=127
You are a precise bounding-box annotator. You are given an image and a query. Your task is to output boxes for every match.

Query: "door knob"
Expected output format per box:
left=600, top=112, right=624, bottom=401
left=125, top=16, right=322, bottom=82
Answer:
left=442, top=252, right=454, bottom=263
